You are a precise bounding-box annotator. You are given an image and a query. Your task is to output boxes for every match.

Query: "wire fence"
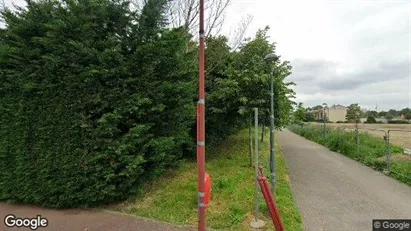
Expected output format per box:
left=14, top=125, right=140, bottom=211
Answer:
left=387, top=129, right=411, bottom=181
left=291, top=123, right=411, bottom=186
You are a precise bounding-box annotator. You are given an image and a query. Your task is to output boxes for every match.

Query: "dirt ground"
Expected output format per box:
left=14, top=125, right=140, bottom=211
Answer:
left=312, top=123, right=411, bottom=149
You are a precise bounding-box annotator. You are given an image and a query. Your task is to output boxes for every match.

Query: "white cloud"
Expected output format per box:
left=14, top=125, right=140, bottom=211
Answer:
left=2, top=0, right=410, bottom=111
left=224, top=0, right=411, bottom=111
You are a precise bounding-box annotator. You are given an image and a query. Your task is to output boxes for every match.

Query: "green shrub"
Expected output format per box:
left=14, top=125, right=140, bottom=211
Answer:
left=365, top=116, right=377, bottom=123
left=0, top=0, right=295, bottom=208
left=0, top=0, right=199, bottom=208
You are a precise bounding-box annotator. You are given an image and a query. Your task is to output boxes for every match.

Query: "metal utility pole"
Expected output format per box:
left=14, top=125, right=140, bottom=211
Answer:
left=264, top=53, right=280, bottom=194
left=197, top=0, right=206, bottom=230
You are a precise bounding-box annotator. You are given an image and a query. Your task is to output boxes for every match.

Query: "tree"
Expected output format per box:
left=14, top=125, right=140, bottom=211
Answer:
left=0, top=0, right=295, bottom=209
left=204, top=35, right=242, bottom=146
left=133, top=0, right=252, bottom=47
left=304, top=112, right=315, bottom=122
left=404, top=113, right=411, bottom=121
left=385, top=113, right=394, bottom=121
left=293, top=102, right=306, bottom=124
left=312, top=105, right=323, bottom=110
left=163, top=0, right=230, bottom=36
left=346, top=103, right=361, bottom=123
left=366, top=116, right=377, bottom=123
left=359, top=110, right=367, bottom=118
left=0, top=0, right=197, bottom=208
left=232, top=26, right=295, bottom=129
left=378, top=111, right=387, bottom=117
left=388, top=109, right=399, bottom=117
left=366, top=110, right=378, bottom=118
left=400, top=107, right=411, bottom=116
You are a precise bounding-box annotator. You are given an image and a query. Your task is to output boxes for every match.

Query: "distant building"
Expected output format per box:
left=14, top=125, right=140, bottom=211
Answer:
left=308, top=104, right=347, bottom=122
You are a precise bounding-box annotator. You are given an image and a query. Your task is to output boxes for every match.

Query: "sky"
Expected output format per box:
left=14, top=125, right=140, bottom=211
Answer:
left=222, top=0, right=410, bottom=111
left=2, top=0, right=410, bottom=111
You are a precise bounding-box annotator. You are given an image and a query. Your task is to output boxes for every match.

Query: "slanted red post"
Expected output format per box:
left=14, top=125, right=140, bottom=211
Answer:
left=197, top=0, right=206, bottom=230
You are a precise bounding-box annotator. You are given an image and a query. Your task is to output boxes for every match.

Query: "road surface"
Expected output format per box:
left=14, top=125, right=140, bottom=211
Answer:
left=278, top=129, right=411, bottom=231
left=0, top=203, right=192, bottom=231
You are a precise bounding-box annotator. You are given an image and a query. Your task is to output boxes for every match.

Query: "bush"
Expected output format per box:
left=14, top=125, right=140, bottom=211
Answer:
left=388, top=120, right=410, bottom=124
left=365, top=116, right=377, bottom=123
left=0, top=0, right=200, bottom=208
left=288, top=124, right=410, bottom=186
left=0, top=0, right=295, bottom=208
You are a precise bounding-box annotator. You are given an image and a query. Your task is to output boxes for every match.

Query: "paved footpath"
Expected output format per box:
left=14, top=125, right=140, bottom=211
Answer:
left=278, top=129, right=411, bottom=231
left=0, top=203, right=193, bottom=231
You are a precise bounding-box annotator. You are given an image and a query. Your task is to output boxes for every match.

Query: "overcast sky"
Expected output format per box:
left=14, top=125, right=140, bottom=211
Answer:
left=2, top=0, right=411, bottom=111
left=223, top=0, right=410, bottom=111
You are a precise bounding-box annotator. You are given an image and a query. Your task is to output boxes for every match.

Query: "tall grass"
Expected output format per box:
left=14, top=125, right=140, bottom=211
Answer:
left=288, top=124, right=411, bottom=186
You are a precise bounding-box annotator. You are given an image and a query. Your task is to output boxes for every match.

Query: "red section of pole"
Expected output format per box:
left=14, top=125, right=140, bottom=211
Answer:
left=197, top=0, right=206, bottom=230
left=257, top=166, right=285, bottom=231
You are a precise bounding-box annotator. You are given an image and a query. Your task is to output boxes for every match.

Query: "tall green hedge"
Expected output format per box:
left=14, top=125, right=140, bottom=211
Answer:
left=0, top=0, right=197, bottom=208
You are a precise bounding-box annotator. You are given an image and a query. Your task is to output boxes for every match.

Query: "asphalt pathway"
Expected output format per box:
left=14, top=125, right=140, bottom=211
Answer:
left=278, top=129, right=411, bottom=231
left=0, top=203, right=193, bottom=231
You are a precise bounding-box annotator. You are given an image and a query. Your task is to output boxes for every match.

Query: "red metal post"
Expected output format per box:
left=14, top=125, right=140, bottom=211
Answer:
left=258, top=167, right=285, bottom=231
left=197, top=0, right=206, bottom=230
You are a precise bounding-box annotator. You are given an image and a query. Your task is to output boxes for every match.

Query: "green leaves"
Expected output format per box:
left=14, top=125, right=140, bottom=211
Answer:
left=346, top=103, right=362, bottom=123
left=0, top=0, right=197, bottom=208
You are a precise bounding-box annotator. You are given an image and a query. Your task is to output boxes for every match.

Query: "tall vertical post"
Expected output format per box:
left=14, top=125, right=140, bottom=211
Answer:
left=323, top=107, right=326, bottom=140
left=337, top=128, right=340, bottom=149
left=355, top=112, right=359, bottom=155
left=254, top=108, right=259, bottom=222
left=197, top=0, right=206, bottom=230
left=387, top=131, right=391, bottom=174
left=250, top=108, right=265, bottom=229
left=384, top=131, right=389, bottom=174
left=249, top=113, right=253, bottom=167
left=269, top=66, right=276, bottom=194
left=356, top=128, right=359, bottom=155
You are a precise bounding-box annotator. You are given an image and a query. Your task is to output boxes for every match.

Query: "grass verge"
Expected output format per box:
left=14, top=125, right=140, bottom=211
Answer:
left=105, top=129, right=303, bottom=230
left=288, top=124, right=411, bottom=186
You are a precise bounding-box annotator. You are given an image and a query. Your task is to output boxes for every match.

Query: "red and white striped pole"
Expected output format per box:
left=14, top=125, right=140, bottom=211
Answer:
left=197, top=0, right=206, bottom=230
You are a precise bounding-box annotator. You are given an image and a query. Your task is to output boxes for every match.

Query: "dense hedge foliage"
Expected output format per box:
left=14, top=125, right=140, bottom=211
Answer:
left=288, top=125, right=411, bottom=186
left=387, top=120, right=410, bottom=124
left=0, top=0, right=295, bottom=208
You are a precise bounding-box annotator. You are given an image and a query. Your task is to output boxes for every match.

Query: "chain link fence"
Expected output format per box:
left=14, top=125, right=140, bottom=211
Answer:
left=387, top=130, right=411, bottom=183
left=289, top=123, right=411, bottom=186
